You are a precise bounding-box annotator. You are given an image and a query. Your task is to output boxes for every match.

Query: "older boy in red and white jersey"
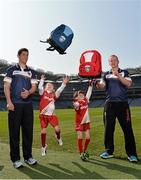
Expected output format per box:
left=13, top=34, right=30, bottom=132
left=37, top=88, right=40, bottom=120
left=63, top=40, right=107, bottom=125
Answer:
left=38, top=75, right=69, bottom=156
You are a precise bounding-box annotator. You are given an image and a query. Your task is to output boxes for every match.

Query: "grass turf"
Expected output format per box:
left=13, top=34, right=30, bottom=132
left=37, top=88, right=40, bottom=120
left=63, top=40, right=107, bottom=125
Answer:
left=0, top=107, right=141, bottom=179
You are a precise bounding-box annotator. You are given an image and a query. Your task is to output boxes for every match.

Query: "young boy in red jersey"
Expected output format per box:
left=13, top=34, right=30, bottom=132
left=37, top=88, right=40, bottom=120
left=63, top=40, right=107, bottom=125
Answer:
left=73, top=81, right=93, bottom=160
left=38, top=75, right=69, bottom=156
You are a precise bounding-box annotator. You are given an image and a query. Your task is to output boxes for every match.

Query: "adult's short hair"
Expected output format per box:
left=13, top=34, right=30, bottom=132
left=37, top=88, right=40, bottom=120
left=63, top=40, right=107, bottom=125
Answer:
left=110, top=54, right=119, bottom=61
left=17, top=48, right=29, bottom=56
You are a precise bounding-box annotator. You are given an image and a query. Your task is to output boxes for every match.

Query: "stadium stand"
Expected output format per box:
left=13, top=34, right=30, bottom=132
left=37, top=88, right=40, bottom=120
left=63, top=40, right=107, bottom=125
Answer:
left=0, top=59, right=141, bottom=110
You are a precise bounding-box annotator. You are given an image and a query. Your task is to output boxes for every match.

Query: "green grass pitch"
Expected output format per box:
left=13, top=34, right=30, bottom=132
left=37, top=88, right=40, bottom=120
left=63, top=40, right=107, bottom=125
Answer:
left=0, top=107, right=141, bottom=179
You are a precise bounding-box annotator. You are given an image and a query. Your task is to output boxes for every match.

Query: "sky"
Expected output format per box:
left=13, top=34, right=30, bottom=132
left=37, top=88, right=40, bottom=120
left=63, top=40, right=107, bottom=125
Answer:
left=0, top=0, right=140, bottom=75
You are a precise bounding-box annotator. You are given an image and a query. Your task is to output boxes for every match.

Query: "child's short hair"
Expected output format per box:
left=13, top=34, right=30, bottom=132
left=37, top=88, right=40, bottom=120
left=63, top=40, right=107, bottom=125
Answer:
left=73, top=90, right=84, bottom=99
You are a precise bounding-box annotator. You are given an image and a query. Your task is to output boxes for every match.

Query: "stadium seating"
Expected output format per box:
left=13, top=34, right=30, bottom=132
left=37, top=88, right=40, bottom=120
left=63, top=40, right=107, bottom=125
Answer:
left=0, top=60, right=141, bottom=110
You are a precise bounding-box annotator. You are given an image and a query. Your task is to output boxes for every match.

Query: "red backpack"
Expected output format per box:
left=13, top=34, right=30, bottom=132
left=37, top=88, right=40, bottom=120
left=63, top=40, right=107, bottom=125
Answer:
left=79, top=50, right=102, bottom=78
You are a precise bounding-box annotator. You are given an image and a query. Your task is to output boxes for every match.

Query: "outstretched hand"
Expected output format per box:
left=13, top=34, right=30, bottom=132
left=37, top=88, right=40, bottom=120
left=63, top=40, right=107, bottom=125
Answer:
left=41, top=74, right=46, bottom=81
left=63, top=76, right=70, bottom=84
left=89, top=79, right=96, bottom=86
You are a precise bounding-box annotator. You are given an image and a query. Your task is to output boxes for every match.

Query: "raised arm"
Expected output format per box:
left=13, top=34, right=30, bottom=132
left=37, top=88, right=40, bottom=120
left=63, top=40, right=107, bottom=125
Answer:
left=38, top=75, right=45, bottom=95
left=86, top=82, right=93, bottom=101
left=55, top=76, right=69, bottom=98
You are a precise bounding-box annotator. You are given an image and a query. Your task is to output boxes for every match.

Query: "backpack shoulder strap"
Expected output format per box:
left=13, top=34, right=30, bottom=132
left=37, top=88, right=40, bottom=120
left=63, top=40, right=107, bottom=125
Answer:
left=46, top=46, right=55, bottom=51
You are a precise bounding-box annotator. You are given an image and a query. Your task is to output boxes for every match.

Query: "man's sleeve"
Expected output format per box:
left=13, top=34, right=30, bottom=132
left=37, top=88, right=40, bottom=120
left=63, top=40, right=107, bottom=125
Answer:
left=3, top=67, right=13, bottom=83
left=124, top=70, right=132, bottom=81
left=31, top=70, right=38, bottom=84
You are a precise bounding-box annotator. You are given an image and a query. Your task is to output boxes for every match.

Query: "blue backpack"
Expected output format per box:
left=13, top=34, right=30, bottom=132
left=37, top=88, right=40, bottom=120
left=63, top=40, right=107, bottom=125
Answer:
left=40, top=24, right=74, bottom=54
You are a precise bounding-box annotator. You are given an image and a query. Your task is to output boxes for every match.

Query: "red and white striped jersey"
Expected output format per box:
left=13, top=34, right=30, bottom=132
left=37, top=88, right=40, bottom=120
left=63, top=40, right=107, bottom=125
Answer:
left=73, top=85, right=93, bottom=124
left=39, top=80, right=66, bottom=115
left=74, top=98, right=90, bottom=124
left=39, top=91, right=56, bottom=115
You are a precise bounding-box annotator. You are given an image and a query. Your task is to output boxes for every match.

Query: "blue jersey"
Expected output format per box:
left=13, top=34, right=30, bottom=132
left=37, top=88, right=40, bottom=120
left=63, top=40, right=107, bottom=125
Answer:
left=102, top=69, right=132, bottom=102
left=4, top=64, right=37, bottom=103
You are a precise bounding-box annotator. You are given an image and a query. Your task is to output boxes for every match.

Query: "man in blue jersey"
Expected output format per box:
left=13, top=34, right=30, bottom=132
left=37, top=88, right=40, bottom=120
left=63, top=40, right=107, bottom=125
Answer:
left=4, top=48, right=38, bottom=168
left=96, top=55, right=138, bottom=162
